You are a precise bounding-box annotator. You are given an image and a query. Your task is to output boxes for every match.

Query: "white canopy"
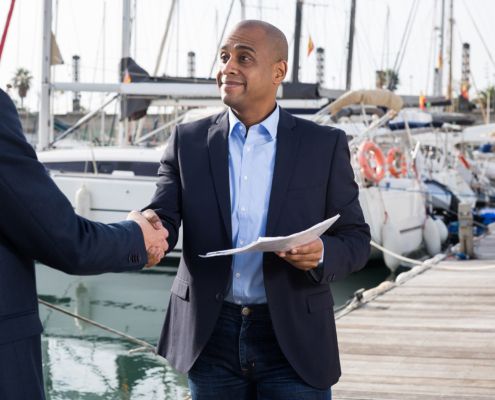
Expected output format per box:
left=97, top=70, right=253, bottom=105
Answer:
left=328, top=89, right=404, bottom=116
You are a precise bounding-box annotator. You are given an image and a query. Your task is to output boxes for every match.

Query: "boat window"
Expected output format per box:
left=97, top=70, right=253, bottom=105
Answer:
left=97, top=161, right=159, bottom=176
left=43, top=161, right=159, bottom=176
left=43, top=161, right=95, bottom=173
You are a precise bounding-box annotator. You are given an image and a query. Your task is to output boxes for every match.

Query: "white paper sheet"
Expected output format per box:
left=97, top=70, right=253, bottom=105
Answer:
left=199, top=214, right=340, bottom=258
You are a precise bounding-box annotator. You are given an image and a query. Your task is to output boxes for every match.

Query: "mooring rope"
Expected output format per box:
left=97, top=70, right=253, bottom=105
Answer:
left=38, top=298, right=156, bottom=353
left=370, top=240, right=425, bottom=266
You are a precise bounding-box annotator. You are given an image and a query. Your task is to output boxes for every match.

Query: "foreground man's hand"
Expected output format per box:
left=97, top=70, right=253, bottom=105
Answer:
left=127, top=210, right=169, bottom=267
left=275, top=238, right=323, bottom=271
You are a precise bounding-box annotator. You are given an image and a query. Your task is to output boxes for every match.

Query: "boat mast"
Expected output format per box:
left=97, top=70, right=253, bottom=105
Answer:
left=447, top=0, right=454, bottom=101
left=153, top=0, right=177, bottom=76
left=240, top=0, right=246, bottom=20
left=209, top=0, right=236, bottom=78
left=119, top=0, right=131, bottom=146
left=345, top=0, right=356, bottom=90
left=38, top=0, right=52, bottom=150
left=433, top=0, right=445, bottom=96
left=291, top=0, right=303, bottom=83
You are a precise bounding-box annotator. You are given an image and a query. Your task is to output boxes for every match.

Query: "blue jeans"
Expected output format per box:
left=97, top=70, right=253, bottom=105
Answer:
left=188, top=302, right=332, bottom=400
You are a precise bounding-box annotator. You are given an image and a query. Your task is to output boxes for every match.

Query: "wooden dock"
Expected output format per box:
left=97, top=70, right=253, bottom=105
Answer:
left=332, top=247, right=495, bottom=399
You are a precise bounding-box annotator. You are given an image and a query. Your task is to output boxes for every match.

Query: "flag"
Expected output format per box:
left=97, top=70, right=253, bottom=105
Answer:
left=460, top=83, right=469, bottom=100
left=123, top=68, right=132, bottom=83
left=419, top=94, right=426, bottom=110
left=307, top=35, right=315, bottom=57
left=436, top=54, right=443, bottom=70
left=119, top=57, right=151, bottom=120
left=50, top=32, right=64, bottom=65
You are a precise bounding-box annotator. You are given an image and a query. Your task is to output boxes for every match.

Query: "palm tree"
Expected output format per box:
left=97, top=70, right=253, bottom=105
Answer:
left=478, top=86, right=495, bottom=111
left=11, top=68, right=33, bottom=109
left=375, top=69, right=400, bottom=92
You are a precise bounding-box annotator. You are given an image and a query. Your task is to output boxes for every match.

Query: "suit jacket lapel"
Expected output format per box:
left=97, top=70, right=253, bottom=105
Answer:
left=207, top=111, right=232, bottom=242
left=266, top=108, right=299, bottom=236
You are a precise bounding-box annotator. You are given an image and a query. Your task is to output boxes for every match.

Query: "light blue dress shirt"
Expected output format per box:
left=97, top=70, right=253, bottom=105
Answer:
left=224, top=106, right=279, bottom=305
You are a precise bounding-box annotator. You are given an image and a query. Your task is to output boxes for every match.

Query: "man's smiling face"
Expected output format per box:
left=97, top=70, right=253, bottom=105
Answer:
left=216, top=25, right=282, bottom=114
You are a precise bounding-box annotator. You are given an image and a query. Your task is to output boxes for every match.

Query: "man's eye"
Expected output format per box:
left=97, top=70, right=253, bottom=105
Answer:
left=240, top=55, right=251, bottom=62
left=220, top=54, right=229, bottom=62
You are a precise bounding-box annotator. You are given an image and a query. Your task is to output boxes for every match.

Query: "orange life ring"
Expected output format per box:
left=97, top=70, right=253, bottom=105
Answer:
left=386, top=147, right=407, bottom=178
left=357, top=140, right=385, bottom=183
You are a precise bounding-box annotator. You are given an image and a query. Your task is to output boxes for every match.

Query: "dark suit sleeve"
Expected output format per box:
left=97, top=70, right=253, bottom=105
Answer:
left=317, top=129, right=371, bottom=283
left=143, top=125, right=181, bottom=252
left=0, top=90, right=147, bottom=274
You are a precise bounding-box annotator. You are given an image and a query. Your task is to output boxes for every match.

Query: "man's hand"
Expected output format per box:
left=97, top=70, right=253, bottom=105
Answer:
left=127, top=210, right=169, bottom=267
left=141, top=209, right=169, bottom=266
left=275, top=238, right=323, bottom=271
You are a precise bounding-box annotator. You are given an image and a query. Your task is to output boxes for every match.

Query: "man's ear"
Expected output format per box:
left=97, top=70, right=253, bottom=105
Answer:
left=273, top=60, right=288, bottom=84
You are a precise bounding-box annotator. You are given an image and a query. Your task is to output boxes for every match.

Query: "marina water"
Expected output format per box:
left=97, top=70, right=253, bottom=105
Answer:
left=37, top=260, right=392, bottom=399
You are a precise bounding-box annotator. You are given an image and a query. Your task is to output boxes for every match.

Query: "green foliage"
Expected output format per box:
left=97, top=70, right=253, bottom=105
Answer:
left=11, top=68, right=33, bottom=108
left=478, top=86, right=495, bottom=110
left=376, top=69, right=400, bottom=92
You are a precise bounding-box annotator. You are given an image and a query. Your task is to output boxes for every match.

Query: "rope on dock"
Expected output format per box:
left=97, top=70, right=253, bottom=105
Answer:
left=370, top=240, right=424, bottom=266
left=335, top=246, right=446, bottom=320
left=38, top=298, right=156, bottom=353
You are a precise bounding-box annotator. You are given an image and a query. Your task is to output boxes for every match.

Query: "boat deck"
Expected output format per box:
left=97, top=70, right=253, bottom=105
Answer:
left=332, top=236, right=495, bottom=399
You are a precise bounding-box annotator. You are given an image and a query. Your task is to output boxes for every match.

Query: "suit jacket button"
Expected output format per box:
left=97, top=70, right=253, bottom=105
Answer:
left=215, top=293, right=224, bottom=302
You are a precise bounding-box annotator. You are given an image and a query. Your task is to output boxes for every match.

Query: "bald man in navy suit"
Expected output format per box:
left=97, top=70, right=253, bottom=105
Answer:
left=144, top=21, right=370, bottom=399
left=0, top=89, right=168, bottom=400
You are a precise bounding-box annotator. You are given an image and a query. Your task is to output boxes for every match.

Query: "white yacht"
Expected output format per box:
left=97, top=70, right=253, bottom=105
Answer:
left=38, top=145, right=183, bottom=259
left=312, top=90, right=444, bottom=271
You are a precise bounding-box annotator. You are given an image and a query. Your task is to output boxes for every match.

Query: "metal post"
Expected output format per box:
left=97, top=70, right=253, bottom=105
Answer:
left=458, top=203, right=474, bottom=258
left=316, top=47, right=325, bottom=85
left=460, top=42, right=470, bottom=106
left=187, top=51, right=196, bottom=78
left=72, top=55, right=81, bottom=112
left=292, top=0, right=303, bottom=83
left=38, top=0, right=52, bottom=151
left=345, top=0, right=356, bottom=90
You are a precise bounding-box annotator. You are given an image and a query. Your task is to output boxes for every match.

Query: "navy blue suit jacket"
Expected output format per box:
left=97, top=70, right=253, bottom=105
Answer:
left=0, top=89, right=147, bottom=380
left=147, top=108, right=370, bottom=389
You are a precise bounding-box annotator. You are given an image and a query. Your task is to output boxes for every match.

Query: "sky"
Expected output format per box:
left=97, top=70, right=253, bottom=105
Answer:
left=1, top=0, right=494, bottom=113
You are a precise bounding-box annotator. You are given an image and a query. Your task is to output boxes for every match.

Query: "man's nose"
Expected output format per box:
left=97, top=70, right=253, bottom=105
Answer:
left=221, top=57, right=238, bottom=75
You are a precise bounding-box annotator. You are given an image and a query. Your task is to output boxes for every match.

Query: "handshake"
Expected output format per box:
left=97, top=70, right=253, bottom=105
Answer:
left=127, top=209, right=169, bottom=267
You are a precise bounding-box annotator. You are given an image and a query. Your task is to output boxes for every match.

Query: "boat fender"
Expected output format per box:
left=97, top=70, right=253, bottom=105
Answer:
left=434, top=217, right=448, bottom=244
left=423, top=216, right=441, bottom=256
left=382, top=220, right=402, bottom=272
left=75, top=185, right=91, bottom=218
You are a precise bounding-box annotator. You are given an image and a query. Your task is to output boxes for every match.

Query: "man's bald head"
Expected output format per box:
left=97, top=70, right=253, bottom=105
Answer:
left=229, top=20, right=289, bottom=63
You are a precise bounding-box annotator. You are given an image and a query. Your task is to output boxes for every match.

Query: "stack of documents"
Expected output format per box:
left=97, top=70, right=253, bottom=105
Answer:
left=200, top=214, right=340, bottom=258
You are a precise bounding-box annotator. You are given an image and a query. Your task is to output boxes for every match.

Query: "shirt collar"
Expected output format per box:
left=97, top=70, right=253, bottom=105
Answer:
left=228, top=105, right=279, bottom=140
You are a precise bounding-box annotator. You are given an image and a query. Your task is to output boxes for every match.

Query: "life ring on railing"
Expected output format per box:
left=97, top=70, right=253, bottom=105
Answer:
left=357, top=140, right=385, bottom=183
left=386, top=147, right=407, bottom=178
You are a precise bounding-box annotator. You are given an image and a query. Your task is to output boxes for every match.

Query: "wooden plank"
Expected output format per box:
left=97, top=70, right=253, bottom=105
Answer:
left=340, top=358, right=495, bottom=380
left=333, top=255, right=495, bottom=399
left=333, top=388, right=493, bottom=400
left=333, top=377, right=495, bottom=396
